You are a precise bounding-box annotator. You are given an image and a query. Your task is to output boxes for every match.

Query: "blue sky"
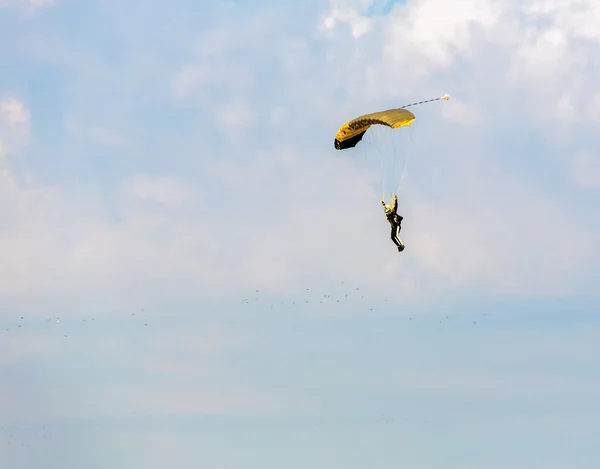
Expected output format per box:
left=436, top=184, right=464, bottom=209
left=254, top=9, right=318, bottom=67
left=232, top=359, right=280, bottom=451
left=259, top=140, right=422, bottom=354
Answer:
left=1, top=0, right=599, bottom=467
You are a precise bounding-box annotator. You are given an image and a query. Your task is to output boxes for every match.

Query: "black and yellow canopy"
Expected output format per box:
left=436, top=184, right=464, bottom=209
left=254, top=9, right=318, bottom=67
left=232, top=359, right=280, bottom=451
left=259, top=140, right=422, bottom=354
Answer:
left=334, top=108, right=416, bottom=150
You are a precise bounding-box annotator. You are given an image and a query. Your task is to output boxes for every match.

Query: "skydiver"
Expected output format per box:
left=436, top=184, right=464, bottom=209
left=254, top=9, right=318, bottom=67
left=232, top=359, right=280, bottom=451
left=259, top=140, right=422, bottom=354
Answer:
left=381, top=194, right=405, bottom=252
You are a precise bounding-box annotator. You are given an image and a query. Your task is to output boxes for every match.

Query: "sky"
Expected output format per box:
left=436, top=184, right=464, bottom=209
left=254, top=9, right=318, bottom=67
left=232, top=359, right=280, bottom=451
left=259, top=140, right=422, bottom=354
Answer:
left=0, top=0, right=599, bottom=467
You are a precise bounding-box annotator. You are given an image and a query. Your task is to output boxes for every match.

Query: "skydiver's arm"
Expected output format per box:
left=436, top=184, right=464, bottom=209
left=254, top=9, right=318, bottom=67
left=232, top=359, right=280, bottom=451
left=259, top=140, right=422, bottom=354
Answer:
left=393, top=195, right=398, bottom=212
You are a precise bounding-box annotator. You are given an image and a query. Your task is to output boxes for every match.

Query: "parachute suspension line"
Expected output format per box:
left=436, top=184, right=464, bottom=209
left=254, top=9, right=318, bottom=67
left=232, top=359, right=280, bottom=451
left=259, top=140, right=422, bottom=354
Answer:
left=363, top=126, right=387, bottom=200
left=379, top=136, right=385, bottom=200
left=381, top=128, right=391, bottom=201
left=380, top=128, right=396, bottom=202
left=390, top=124, right=400, bottom=198
left=395, top=127, right=413, bottom=196
left=367, top=124, right=413, bottom=200
left=387, top=94, right=448, bottom=196
left=373, top=128, right=393, bottom=199
left=333, top=93, right=449, bottom=203
left=385, top=126, right=400, bottom=200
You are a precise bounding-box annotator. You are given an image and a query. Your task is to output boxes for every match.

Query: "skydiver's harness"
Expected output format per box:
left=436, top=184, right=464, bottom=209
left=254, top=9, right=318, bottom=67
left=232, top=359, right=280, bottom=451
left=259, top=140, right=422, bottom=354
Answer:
left=386, top=212, right=403, bottom=227
left=383, top=200, right=402, bottom=226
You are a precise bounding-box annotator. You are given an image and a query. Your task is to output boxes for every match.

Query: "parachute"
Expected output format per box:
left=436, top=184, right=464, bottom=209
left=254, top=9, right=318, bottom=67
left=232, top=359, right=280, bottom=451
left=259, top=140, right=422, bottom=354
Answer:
left=334, top=108, right=416, bottom=150
left=334, top=95, right=449, bottom=199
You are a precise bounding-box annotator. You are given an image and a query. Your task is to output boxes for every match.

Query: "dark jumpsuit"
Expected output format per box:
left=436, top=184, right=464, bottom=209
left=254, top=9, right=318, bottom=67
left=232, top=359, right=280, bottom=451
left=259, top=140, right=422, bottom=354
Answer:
left=382, top=197, right=404, bottom=251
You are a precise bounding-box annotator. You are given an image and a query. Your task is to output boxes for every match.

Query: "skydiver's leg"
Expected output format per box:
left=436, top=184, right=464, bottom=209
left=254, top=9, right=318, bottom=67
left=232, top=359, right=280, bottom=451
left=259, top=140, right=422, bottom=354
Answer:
left=390, top=225, right=401, bottom=247
left=392, top=224, right=405, bottom=252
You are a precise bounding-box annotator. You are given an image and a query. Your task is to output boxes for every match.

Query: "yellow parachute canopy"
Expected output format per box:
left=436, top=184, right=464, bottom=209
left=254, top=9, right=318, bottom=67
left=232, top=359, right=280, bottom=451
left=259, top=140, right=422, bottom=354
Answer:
left=334, top=108, right=416, bottom=150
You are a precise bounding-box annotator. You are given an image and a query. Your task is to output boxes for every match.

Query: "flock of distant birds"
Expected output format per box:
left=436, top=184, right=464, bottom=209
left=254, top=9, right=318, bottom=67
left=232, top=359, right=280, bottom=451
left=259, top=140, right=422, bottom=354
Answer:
left=0, top=283, right=489, bottom=452
left=241, top=284, right=485, bottom=324
left=1, top=310, right=149, bottom=337
left=1, top=282, right=487, bottom=337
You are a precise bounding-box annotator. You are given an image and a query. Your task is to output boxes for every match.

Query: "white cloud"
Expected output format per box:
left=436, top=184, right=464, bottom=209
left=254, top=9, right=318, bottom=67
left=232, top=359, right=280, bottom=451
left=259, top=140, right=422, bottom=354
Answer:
left=508, top=27, right=569, bottom=84
left=123, top=175, right=196, bottom=205
left=0, top=98, right=29, bottom=125
left=0, top=137, right=595, bottom=308
left=522, top=0, right=600, bottom=41
left=216, top=102, right=253, bottom=129
left=171, top=66, right=214, bottom=102
left=91, top=126, right=135, bottom=149
left=570, top=152, right=600, bottom=190
left=0, top=0, right=55, bottom=11
left=320, top=0, right=374, bottom=38
left=440, top=97, right=479, bottom=126
left=0, top=97, right=30, bottom=158
left=315, top=0, right=597, bottom=129
left=64, top=118, right=137, bottom=150
left=0, top=0, right=599, bottom=309
left=386, top=0, right=503, bottom=67
left=588, top=92, right=600, bottom=124
left=0, top=163, right=67, bottom=297
left=0, top=0, right=30, bottom=5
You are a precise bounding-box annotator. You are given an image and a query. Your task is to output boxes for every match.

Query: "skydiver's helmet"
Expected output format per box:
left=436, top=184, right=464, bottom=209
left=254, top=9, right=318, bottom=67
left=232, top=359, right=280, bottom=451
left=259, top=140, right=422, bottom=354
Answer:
left=384, top=205, right=393, bottom=214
